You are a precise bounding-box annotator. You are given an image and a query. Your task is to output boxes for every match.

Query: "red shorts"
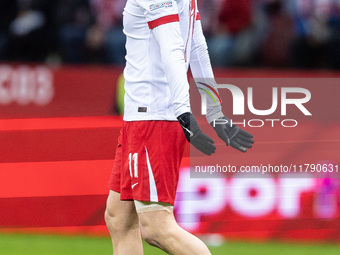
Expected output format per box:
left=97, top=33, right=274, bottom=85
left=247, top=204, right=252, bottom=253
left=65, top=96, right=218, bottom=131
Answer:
left=108, top=121, right=186, bottom=205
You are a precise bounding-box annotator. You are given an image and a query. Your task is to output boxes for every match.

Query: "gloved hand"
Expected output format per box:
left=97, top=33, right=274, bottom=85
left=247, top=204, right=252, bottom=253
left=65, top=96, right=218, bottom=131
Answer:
left=211, top=116, right=254, bottom=152
left=177, top=112, right=216, bottom=155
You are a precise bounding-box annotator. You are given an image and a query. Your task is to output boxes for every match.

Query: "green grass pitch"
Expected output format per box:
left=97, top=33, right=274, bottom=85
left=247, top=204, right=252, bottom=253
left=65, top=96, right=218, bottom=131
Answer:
left=0, top=233, right=339, bottom=255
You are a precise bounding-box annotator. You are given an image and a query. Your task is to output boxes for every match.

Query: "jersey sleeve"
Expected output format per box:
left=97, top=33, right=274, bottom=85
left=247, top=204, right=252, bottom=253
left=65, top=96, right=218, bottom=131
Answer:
left=135, top=0, right=180, bottom=29
left=152, top=21, right=191, bottom=117
left=190, top=19, right=224, bottom=124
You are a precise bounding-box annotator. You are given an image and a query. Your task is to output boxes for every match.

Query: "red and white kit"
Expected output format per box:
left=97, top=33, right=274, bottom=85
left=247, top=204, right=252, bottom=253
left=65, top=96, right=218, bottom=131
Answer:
left=108, top=121, right=186, bottom=205
left=109, top=0, right=220, bottom=205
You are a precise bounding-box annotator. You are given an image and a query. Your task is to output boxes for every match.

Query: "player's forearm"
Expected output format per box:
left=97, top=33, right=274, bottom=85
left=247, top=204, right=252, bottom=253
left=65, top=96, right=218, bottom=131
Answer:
left=152, top=22, right=191, bottom=117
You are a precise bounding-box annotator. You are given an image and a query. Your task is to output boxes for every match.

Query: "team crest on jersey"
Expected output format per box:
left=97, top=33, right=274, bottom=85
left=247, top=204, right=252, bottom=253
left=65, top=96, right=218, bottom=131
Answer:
left=149, top=1, right=173, bottom=11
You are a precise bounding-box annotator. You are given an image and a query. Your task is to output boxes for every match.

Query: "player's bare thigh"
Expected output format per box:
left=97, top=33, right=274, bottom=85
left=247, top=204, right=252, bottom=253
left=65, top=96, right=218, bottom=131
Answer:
left=135, top=201, right=212, bottom=255
left=134, top=201, right=175, bottom=248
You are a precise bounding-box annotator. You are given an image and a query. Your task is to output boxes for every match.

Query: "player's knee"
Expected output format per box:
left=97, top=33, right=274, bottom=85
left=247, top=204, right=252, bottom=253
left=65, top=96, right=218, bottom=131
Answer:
left=104, top=207, right=117, bottom=233
left=139, top=217, right=176, bottom=248
left=104, top=207, right=125, bottom=233
left=139, top=224, right=163, bottom=248
left=104, top=207, right=114, bottom=226
left=105, top=206, right=138, bottom=234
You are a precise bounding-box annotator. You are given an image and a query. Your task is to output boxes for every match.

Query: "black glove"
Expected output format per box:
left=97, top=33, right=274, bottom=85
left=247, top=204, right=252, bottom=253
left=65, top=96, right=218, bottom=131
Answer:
left=177, top=112, right=216, bottom=155
left=211, top=116, right=254, bottom=152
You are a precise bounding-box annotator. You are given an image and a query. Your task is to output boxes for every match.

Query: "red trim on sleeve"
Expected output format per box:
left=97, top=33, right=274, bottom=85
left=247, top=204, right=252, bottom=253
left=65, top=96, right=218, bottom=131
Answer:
left=196, top=12, right=201, bottom=20
left=148, top=14, right=180, bottom=29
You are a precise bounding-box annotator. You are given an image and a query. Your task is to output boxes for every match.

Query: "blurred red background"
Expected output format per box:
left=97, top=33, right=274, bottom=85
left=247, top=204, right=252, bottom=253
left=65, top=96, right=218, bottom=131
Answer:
left=0, top=64, right=339, bottom=242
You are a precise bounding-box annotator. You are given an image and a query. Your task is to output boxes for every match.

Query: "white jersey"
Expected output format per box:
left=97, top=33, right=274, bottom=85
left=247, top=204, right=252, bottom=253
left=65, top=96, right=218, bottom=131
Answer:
left=123, top=0, right=202, bottom=121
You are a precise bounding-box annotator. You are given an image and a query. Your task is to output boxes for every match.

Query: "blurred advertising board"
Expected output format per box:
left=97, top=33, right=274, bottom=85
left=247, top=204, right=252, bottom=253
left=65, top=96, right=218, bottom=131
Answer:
left=0, top=64, right=339, bottom=242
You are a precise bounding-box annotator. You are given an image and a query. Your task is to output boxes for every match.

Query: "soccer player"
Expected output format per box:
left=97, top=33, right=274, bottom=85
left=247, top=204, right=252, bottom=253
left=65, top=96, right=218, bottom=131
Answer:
left=104, top=0, right=254, bottom=254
